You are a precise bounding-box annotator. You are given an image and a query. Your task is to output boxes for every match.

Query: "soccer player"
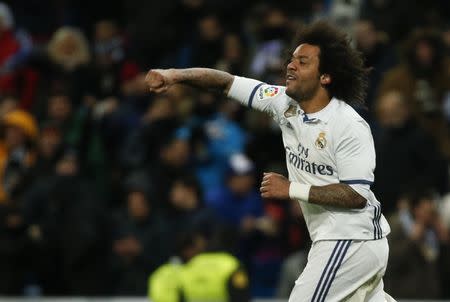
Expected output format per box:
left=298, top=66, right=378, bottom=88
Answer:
left=145, top=21, right=395, bottom=302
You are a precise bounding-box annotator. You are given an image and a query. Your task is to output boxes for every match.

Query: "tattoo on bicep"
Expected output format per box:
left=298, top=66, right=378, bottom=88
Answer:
left=308, top=184, right=366, bottom=209
left=183, top=68, right=232, bottom=92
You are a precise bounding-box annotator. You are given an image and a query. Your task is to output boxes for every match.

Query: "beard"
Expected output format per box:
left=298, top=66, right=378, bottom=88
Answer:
left=286, top=82, right=320, bottom=102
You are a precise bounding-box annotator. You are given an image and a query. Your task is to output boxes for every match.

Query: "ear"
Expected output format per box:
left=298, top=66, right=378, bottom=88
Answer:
left=320, top=74, right=331, bottom=85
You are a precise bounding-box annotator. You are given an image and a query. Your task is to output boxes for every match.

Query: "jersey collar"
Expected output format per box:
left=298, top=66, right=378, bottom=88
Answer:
left=299, top=97, right=339, bottom=124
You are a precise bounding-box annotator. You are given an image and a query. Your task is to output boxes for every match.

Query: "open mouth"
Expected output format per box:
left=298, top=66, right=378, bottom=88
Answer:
left=286, top=75, right=296, bottom=80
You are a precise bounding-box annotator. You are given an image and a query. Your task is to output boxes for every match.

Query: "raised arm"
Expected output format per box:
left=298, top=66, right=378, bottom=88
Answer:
left=145, top=68, right=234, bottom=95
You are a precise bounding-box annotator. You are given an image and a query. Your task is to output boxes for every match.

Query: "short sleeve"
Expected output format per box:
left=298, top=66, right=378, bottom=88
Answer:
left=227, top=76, right=288, bottom=121
left=335, top=121, right=375, bottom=198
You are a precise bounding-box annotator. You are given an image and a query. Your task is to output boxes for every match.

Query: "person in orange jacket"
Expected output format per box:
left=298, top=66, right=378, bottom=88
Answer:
left=0, top=109, right=38, bottom=204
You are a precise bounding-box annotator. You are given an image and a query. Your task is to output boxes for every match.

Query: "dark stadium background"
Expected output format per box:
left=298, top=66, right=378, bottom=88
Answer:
left=0, top=0, right=449, bottom=300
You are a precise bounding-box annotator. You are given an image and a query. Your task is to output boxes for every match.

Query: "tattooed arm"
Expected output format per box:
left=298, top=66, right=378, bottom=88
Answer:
left=145, top=68, right=234, bottom=95
left=308, top=184, right=366, bottom=209
left=260, top=173, right=367, bottom=209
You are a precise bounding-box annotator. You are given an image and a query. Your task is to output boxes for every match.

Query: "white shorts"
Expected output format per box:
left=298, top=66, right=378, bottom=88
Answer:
left=288, top=237, right=396, bottom=302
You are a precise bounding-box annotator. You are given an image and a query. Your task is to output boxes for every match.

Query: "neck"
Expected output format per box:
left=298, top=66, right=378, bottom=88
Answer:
left=298, top=89, right=331, bottom=114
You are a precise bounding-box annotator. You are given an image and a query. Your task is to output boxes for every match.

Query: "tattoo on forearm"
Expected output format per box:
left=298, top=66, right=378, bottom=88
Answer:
left=180, top=68, right=233, bottom=94
left=308, top=184, right=366, bottom=209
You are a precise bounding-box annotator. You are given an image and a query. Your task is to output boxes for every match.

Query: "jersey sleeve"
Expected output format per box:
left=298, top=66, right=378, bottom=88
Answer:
left=335, top=121, right=375, bottom=199
left=227, top=76, right=288, bottom=122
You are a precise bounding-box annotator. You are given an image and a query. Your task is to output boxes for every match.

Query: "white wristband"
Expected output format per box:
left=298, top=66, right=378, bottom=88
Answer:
left=289, top=182, right=311, bottom=202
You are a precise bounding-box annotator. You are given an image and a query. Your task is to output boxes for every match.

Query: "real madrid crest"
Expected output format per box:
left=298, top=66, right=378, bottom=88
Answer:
left=315, top=132, right=327, bottom=149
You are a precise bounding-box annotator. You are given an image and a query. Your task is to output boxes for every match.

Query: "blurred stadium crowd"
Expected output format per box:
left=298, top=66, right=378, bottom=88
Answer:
left=0, top=0, right=449, bottom=300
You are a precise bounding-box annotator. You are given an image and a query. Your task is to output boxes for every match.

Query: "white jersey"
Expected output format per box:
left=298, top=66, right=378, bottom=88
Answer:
left=228, top=76, right=390, bottom=242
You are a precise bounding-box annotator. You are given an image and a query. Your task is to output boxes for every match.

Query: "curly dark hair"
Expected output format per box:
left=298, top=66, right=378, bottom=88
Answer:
left=289, top=21, right=370, bottom=106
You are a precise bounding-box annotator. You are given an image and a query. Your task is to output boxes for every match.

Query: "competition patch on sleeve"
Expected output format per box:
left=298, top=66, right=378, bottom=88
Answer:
left=258, top=86, right=280, bottom=100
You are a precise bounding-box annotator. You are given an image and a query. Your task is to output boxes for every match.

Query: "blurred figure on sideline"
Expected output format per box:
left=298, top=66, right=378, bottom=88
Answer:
left=149, top=230, right=250, bottom=302
left=148, top=230, right=207, bottom=302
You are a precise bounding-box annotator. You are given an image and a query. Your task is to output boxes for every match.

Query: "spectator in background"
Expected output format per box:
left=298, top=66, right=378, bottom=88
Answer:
left=186, top=91, right=247, bottom=194
left=250, top=6, right=292, bottom=82
left=216, top=33, right=247, bottom=76
left=359, top=0, right=446, bottom=42
left=353, top=19, right=397, bottom=114
left=0, top=2, right=31, bottom=72
left=164, top=175, right=218, bottom=253
left=89, top=20, right=145, bottom=159
left=379, top=28, right=450, bottom=117
left=385, top=190, right=449, bottom=299
left=372, top=91, right=448, bottom=215
left=164, top=84, right=196, bottom=122
left=0, top=109, right=35, bottom=296
left=121, top=94, right=179, bottom=170
left=30, top=26, right=93, bottom=109
left=90, top=20, right=140, bottom=100
left=32, top=122, right=63, bottom=179
left=111, top=179, right=169, bottom=295
left=120, top=95, right=183, bottom=208
left=5, top=0, right=75, bottom=41
left=40, top=90, right=108, bottom=180
left=205, top=153, right=279, bottom=296
left=0, top=198, right=28, bottom=295
left=0, top=109, right=36, bottom=295
left=0, top=2, right=37, bottom=109
left=205, top=154, right=275, bottom=240
left=358, top=0, right=403, bottom=41
left=378, top=28, right=450, bottom=158
left=40, top=92, right=73, bottom=134
left=23, top=149, right=110, bottom=295
left=245, top=111, right=285, bottom=177
left=37, top=90, right=109, bottom=193
left=148, top=130, right=191, bottom=209
left=46, top=27, right=90, bottom=79
left=122, top=0, right=180, bottom=67
left=0, top=110, right=37, bottom=204
left=0, top=95, right=18, bottom=119
left=184, top=14, right=224, bottom=68
left=326, top=0, right=362, bottom=35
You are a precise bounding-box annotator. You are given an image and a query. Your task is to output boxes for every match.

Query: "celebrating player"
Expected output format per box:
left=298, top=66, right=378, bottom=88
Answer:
left=145, top=21, right=395, bottom=302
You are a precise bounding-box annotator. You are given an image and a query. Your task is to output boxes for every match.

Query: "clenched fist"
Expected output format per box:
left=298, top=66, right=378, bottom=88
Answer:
left=145, top=69, right=178, bottom=93
left=260, top=172, right=290, bottom=200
